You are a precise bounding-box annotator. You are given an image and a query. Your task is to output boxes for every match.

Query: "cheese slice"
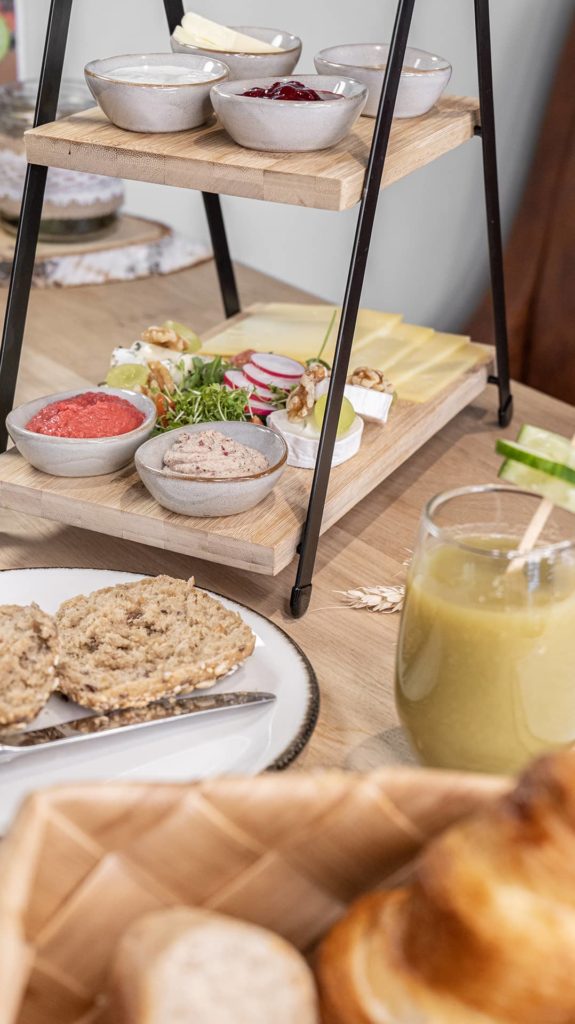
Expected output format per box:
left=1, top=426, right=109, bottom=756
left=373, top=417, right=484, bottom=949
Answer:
left=202, top=304, right=403, bottom=364
left=388, top=332, right=470, bottom=386
left=351, top=323, right=434, bottom=373
left=175, top=14, right=284, bottom=53
left=397, top=344, right=491, bottom=402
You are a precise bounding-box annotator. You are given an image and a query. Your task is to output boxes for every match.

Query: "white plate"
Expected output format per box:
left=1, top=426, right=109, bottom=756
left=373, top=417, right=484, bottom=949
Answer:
left=0, top=568, right=319, bottom=833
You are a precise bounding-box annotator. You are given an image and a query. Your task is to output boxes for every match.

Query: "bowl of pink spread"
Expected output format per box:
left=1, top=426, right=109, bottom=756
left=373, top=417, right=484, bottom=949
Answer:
left=135, top=421, right=287, bottom=516
left=7, top=387, right=156, bottom=477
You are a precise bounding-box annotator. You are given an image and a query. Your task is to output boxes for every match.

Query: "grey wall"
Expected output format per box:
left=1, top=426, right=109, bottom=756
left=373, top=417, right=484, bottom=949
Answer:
left=18, top=0, right=573, bottom=330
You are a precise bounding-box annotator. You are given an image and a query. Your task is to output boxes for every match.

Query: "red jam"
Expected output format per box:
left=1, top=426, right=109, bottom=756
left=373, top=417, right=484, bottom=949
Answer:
left=26, top=391, right=145, bottom=438
left=241, top=80, right=343, bottom=102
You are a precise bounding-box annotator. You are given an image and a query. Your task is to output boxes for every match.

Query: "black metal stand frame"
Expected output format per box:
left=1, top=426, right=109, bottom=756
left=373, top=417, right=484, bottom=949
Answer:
left=0, top=0, right=513, bottom=617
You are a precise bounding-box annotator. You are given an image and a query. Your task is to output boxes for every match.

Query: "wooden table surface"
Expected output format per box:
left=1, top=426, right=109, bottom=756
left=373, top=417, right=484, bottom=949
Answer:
left=2, top=259, right=574, bottom=771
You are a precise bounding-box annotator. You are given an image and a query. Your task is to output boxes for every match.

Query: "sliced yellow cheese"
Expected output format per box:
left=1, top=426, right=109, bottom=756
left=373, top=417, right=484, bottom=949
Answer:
left=175, top=14, right=284, bottom=52
left=351, top=322, right=434, bottom=372
left=388, top=332, right=471, bottom=386
left=397, top=343, right=491, bottom=402
left=202, top=304, right=403, bottom=364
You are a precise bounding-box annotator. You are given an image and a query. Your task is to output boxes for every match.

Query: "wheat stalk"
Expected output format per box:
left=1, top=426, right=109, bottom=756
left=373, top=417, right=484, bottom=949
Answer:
left=335, top=585, right=405, bottom=613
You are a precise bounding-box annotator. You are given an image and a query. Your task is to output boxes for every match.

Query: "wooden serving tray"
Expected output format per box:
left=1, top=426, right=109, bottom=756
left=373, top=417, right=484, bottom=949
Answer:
left=24, top=97, right=479, bottom=213
left=0, top=311, right=491, bottom=575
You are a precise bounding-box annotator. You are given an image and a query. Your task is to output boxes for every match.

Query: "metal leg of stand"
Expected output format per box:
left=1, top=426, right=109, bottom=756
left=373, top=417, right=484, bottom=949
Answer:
left=289, top=0, right=416, bottom=618
left=474, top=0, right=513, bottom=427
left=202, top=193, right=241, bottom=318
left=0, top=0, right=73, bottom=453
left=163, top=0, right=240, bottom=317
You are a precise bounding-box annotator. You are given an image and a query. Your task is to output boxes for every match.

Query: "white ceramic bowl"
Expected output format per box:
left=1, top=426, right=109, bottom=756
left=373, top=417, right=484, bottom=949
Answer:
left=210, top=75, right=367, bottom=153
left=84, top=53, right=229, bottom=132
left=6, top=387, right=156, bottom=477
left=135, top=421, right=288, bottom=517
left=171, top=26, right=301, bottom=81
left=314, top=44, right=451, bottom=118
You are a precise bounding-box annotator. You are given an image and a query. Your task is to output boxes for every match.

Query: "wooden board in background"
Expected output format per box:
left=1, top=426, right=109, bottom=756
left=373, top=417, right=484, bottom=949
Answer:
left=24, top=97, right=480, bottom=212
left=0, top=215, right=211, bottom=288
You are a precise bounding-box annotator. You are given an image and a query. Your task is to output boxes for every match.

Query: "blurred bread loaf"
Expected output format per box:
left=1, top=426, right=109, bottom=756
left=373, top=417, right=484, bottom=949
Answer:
left=0, top=603, right=58, bottom=727
left=106, top=907, right=320, bottom=1024
left=56, top=575, right=255, bottom=711
left=316, top=749, right=575, bottom=1023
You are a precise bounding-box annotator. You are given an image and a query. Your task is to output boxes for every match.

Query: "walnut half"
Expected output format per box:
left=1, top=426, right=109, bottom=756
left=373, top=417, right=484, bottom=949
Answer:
left=347, top=367, right=394, bottom=393
left=141, top=326, right=187, bottom=352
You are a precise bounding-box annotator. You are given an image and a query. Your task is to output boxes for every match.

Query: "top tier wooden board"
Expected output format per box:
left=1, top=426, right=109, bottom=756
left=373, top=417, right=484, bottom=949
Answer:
left=24, top=97, right=479, bottom=212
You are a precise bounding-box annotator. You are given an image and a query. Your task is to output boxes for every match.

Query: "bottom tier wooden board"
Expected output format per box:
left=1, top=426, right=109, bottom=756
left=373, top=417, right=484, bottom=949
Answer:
left=0, top=360, right=491, bottom=575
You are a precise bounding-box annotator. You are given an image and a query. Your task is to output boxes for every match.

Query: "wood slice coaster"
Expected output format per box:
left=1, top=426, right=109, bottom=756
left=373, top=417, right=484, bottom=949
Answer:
left=0, top=214, right=212, bottom=288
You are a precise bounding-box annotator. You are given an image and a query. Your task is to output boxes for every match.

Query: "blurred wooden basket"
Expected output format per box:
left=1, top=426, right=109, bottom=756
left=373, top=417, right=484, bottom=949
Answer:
left=0, top=769, right=508, bottom=1024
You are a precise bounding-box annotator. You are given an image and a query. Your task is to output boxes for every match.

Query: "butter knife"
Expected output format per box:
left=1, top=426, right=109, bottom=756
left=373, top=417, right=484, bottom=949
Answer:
left=0, top=691, right=276, bottom=754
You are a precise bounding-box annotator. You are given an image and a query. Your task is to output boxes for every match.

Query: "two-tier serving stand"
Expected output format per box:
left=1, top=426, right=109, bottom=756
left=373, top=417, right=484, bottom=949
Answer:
left=0, top=0, right=513, bottom=616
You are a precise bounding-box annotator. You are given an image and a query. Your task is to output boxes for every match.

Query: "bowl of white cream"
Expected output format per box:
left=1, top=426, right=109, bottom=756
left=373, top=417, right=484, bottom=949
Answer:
left=85, top=53, right=229, bottom=132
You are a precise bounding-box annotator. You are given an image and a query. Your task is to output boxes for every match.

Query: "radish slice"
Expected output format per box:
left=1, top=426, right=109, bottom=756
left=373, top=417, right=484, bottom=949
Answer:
left=224, top=369, right=251, bottom=390
left=250, top=353, right=305, bottom=380
left=243, top=364, right=277, bottom=395
left=248, top=396, right=276, bottom=417
left=245, top=363, right=298, bottom=393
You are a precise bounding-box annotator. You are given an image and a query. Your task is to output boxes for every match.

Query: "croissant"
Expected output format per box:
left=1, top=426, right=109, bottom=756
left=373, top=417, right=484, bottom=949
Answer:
left=316, top=750, right=575, bottom=1023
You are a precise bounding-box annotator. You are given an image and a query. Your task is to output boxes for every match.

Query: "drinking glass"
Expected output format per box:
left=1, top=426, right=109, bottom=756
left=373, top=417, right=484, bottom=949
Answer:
left=395, top=485, right=575, bottom=774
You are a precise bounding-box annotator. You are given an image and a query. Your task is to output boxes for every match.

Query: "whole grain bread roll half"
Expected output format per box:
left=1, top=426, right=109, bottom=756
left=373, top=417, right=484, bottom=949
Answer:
left=0, top=603, right=58, bottom=728
left=56, top=575, right=255, bottom=711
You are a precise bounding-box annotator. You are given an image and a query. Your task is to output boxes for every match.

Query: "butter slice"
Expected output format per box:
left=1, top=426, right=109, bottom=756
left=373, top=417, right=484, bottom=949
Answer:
left=176, top=14, right=284, bottom=53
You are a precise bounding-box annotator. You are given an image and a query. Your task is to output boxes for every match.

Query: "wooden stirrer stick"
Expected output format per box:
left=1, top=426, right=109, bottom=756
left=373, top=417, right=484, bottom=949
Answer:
left=507, top=433, right=575, bottom=574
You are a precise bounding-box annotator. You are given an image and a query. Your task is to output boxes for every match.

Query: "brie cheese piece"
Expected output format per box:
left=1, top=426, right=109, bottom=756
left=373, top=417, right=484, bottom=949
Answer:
left=268, top=410, right=363, bottom=469
left=344, top=384, right=394, bottom=424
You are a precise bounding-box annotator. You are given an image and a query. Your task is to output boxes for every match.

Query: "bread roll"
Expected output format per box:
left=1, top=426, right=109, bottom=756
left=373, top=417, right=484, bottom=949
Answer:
left=56, top=575, right=255, bottom=711
left=0, top=603, right=58, bottom=727
left=316, top=750, right=575, bottom=1023
left=107, top=907, right=319, bottom=1024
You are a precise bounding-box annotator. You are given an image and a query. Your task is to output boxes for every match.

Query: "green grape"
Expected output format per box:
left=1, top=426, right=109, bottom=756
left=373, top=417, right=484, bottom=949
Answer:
left=106, top=364, right=149, bottom=390
left=163, top=320, right=201, bottom=353
left=313, top=394, right=355, bottom=437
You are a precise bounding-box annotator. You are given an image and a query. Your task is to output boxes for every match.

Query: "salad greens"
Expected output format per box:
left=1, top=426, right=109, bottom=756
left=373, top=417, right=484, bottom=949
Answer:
left=152, top=356, right=251, bottom=434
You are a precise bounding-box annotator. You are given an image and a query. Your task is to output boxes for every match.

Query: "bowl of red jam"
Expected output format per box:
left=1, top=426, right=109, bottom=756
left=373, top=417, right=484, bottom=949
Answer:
left=210, top=75, right=367, bottom=152
left=6, top=387, right=156, bottom=477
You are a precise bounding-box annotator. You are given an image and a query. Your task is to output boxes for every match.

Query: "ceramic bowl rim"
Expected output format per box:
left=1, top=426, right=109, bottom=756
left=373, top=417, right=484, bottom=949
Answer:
left=84, top=53, right=229, bottom=89
left=212, top=74, right=367, bottom=107
left=314, top=43, right=452, bottom=77
left=171, top=26, right=302, bottom=57
left=7, top=387, right=157, bottom=445
left=136, top=422, right=288, bottom=483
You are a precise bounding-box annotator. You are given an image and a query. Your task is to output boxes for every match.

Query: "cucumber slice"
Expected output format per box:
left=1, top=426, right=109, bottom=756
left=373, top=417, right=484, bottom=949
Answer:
left=517, top=424, right=575, bottom=467
left=498, top=458, right=575, bottom=514
left=0, top=17, right=10, bottom=63
left=495, top=439, right=575, bottom=485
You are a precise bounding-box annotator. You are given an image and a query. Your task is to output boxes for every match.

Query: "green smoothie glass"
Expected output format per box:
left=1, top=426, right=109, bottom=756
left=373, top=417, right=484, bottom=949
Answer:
left=395, top=485, right=575, bottom=774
